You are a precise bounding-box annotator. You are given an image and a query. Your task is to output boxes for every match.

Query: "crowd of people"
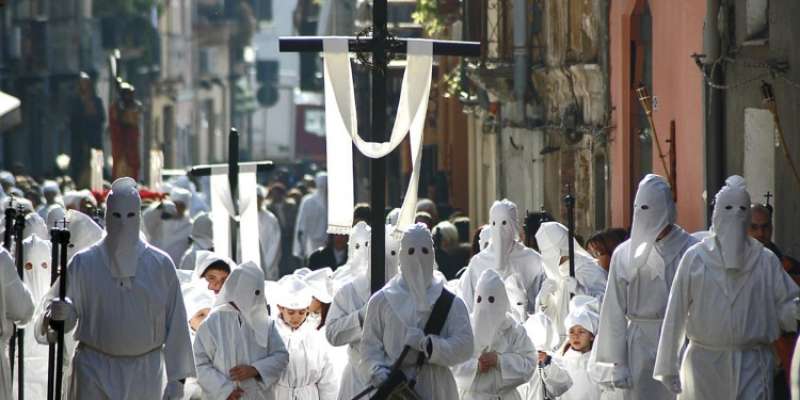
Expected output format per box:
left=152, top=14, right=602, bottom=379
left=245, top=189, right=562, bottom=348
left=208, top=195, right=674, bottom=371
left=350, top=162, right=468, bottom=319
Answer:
left=0, top=169, right=798, bottom=400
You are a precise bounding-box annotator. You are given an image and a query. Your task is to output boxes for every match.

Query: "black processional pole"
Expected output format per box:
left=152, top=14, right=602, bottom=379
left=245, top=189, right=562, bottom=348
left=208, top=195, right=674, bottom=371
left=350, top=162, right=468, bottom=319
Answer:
left=47, top=220, right=70, bottom=400
left=563, top=193, right=576, bottom=282
left=4, top=202, right=15, bottom=250
left=279, top=0, right=480, bottom=294
left=228, top=128, right=240, bottom=262
left=12, top=206, right=26, bottom=400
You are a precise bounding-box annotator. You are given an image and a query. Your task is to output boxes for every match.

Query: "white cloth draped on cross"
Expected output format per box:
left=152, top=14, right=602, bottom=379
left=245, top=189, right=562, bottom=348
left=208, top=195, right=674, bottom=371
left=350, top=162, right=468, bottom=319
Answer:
left=209, top=164, right=260, bottom=265
left=322, top=38, right=433, bottom=235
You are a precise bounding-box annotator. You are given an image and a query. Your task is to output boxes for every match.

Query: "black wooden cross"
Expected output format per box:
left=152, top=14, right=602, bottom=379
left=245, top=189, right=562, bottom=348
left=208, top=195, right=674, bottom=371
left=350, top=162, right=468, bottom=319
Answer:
left=188, top=128, right=274, bottom=262
left=280, top=1, right=480, bottom=293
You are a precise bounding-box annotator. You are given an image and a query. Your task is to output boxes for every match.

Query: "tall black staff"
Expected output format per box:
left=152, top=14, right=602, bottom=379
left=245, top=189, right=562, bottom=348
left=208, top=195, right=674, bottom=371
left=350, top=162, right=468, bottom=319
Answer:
left=46, top=223, right=59, bottom=400
left=12, top=206, right=26, bottom=400
left=53, top=223, right=70, bottom=400
left=563, top=193, right=576, bottom=285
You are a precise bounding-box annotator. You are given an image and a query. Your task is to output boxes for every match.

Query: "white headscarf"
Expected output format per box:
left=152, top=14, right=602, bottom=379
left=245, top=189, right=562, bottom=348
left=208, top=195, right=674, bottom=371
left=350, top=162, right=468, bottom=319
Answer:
left=215, top=261, right=271, bottom=346
left=303, top=267, right=334, bottom=304
left=525, top=312, right=560, bottom=352
left=563, top=295, right=600, bottom=335
left=711, top=175, right=751, bottom=270
left=190, top=212, right=214, bottom=250
left=193, top=250, right=236, bottom=281
left=65, top=209, right=104, bottom=261
left=629, top=174, right=675, bottom=271
left=104, top=178, right=143, bottom=278
left=169, top=187, right=192, bottom=211
left=182, top=283, right=215, bottom=319
left=472, top=268, right=512, bottom=352
left=535, top=221, right=593, bottom=281
left=487, top=199, right=521, bottom=272
left=478, top=224, right=492, bottom=251
left=24, top=212, right=48, bottom=240
left=399, top=223, right=437, bottom=312
left=276, top=274, right=313, bottom=310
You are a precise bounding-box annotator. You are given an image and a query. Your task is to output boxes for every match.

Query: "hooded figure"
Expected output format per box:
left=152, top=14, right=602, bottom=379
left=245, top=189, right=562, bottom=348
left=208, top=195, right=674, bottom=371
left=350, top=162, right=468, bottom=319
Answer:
left=274, top=275, right=339, bottom=400
left=63, top=209, right=104, bottom=262
left=535, top=222, right=607, bottom=339
left=293, top=172, right=329, bottom=262
left=0, top=246, right=35, bottom=400
left=360, top=223, right=474, bottom=400
left=594, top=174, right=697, bottom=400
left=459, top=200, right=546, bottom=315
left=258, top=186, right=282, bottom=280
left=653, top=176, right=800, bottom=399
left=325, top=222, right=376, bottom=400
left=194, top=261, right=289, bottom=400
left=15, top=234, right=53, bottom=399
left=36, top=177, right=195, bottom=400
left=171, top=175, right=210, bottom=218
left=143, top=187, right=193, bottom=266
left=558, top=296, right=602, bottom=400
left=453, top=268, right=537, bottom=400
left=179, top=212, right=214, bottom=271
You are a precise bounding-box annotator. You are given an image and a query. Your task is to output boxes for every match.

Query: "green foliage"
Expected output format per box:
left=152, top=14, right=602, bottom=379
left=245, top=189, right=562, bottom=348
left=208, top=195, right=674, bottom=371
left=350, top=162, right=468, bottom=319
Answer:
left=93, top=0, right=160, bottom=17
left=412, top=0, right=445, bottom=37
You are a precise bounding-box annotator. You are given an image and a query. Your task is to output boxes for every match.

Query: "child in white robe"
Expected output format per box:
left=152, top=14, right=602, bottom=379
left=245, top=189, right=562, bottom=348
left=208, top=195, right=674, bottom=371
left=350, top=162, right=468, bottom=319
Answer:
left=274, top=275, right=339, bottom=400
left=194, top=261, right=289, bottom=400
left=556, top=296, right=602, bottom=400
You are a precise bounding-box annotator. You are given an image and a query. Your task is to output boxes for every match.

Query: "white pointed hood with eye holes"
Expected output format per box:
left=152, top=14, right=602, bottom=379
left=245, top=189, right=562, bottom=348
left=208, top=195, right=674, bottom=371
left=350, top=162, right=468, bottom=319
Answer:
left=487, top=200, right=522, bottom=273
left=472, top=268, right=512, bottom=352
left=332, top=221, right=372, bottom=291
left=710, top=175, right=752, bottom=270
left=104, top=178, right=145, bottom=278
left=535, top=221, right=593, bottom=281
left=384, top=223, right=445, bottom=327
left=214, top=261, right=271, bottom=346
left=23, top=234, right=53, bottom=301
left=629, top=174, right=675, bottom=272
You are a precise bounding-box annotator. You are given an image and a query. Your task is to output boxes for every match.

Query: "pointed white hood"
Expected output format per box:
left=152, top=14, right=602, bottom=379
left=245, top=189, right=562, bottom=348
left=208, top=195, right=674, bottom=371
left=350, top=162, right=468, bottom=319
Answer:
left=104, top=178, right=144, bottom=278
left=711, top=175, right=751, bottom=270
left=487, top=199, right=521, bottom=273
left=472, top=268, right=512, bottom=352
left=215, top=261, right=271, bottom=346
left=399, top=223, right=437, bottom=312
left=535, top=221, right=593, bottom=281
left=629, top=174, right=675, bottom=271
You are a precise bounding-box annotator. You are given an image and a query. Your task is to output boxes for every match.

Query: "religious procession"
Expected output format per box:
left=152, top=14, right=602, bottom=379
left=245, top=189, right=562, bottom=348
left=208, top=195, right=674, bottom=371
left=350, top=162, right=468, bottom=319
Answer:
left=2, top=1, right=800, bottom=400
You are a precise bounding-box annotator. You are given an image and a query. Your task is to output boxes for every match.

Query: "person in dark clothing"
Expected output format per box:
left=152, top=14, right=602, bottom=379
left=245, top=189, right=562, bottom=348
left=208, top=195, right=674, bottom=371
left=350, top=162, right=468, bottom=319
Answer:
left=523, top=210, right=554, bottom=252
left=69, top=72, right=105, bottom=188
left=432, top=221, right=464, bottom=280
left=307, top=234, right=349, bottom=271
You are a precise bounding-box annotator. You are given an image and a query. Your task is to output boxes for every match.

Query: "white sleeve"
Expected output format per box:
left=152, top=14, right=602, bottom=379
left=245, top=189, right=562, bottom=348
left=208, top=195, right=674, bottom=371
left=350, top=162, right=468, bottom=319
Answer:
left=252, top=320, right=289, bottom=388
left=594, top=250, right=630, bottom=370
left=359, top=295, right=393, bottom=379
left=427, top=297, right=474, bottom=367
left=653, top=251, right=693, bottom=381
left=163, top=266, right=196, bottom=381
left=496, top=326, right=537, bottom=391
left=325, top=286, right=363, bottom=347
left=193, top=319, right=236, bottom=400
left=2, top=252, right=34, bottom=326
left=540, top=362, right=573, bottom=397
left=316, top=337, right=340, bottom=400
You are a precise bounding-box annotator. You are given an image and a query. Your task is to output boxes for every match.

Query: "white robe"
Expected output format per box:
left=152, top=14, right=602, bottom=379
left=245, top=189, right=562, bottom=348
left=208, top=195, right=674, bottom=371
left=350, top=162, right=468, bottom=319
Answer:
left=558, top=349, right=601, bottom=400
left=537, top=255, right=607, bottom=339
left=293, top=193, right=328, bottom=261
left=459, top=243, right=546, bottom=315
left=194, top=304, right=289, bottom=400
left=453, top=320, right=537, bottom=400
left=143, top=205, right=193, bottom=266
left=1, top=250, right=35, bottom=400
left=653, top=237, right=799, bottom=399
left=360, top=278, right=474, bottom=400
left=594, top=226, right=697, bottom=400
left=274, top=318, right=339, bottom=400
left=179, top=243, right=203, bottom=271
left=325, top=277, right=370, bottom=400
left=259, top=209, right=282, bottom=280
left=35, top=240, right=195, bottom=399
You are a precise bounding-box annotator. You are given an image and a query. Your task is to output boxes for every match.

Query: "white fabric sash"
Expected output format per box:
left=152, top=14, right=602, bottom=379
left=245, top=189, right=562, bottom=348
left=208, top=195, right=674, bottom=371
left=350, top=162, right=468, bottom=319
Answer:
left=90, top=149, right=105, bottom=191
left=209, top=164, right=260, bottom=264
left=322, top=38, right=433, bottom=234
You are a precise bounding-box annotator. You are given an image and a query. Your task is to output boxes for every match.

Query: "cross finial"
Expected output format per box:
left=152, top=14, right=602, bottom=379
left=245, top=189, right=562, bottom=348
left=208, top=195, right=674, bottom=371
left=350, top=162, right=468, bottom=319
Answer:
left=764, top=191, right=773, bottom=206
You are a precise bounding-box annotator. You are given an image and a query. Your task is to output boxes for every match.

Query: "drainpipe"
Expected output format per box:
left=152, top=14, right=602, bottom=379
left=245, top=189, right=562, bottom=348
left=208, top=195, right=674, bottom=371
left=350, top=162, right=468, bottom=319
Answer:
left=703, top=0, right=724, bottom=226
left=512, top=0, right=528, bottom=125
